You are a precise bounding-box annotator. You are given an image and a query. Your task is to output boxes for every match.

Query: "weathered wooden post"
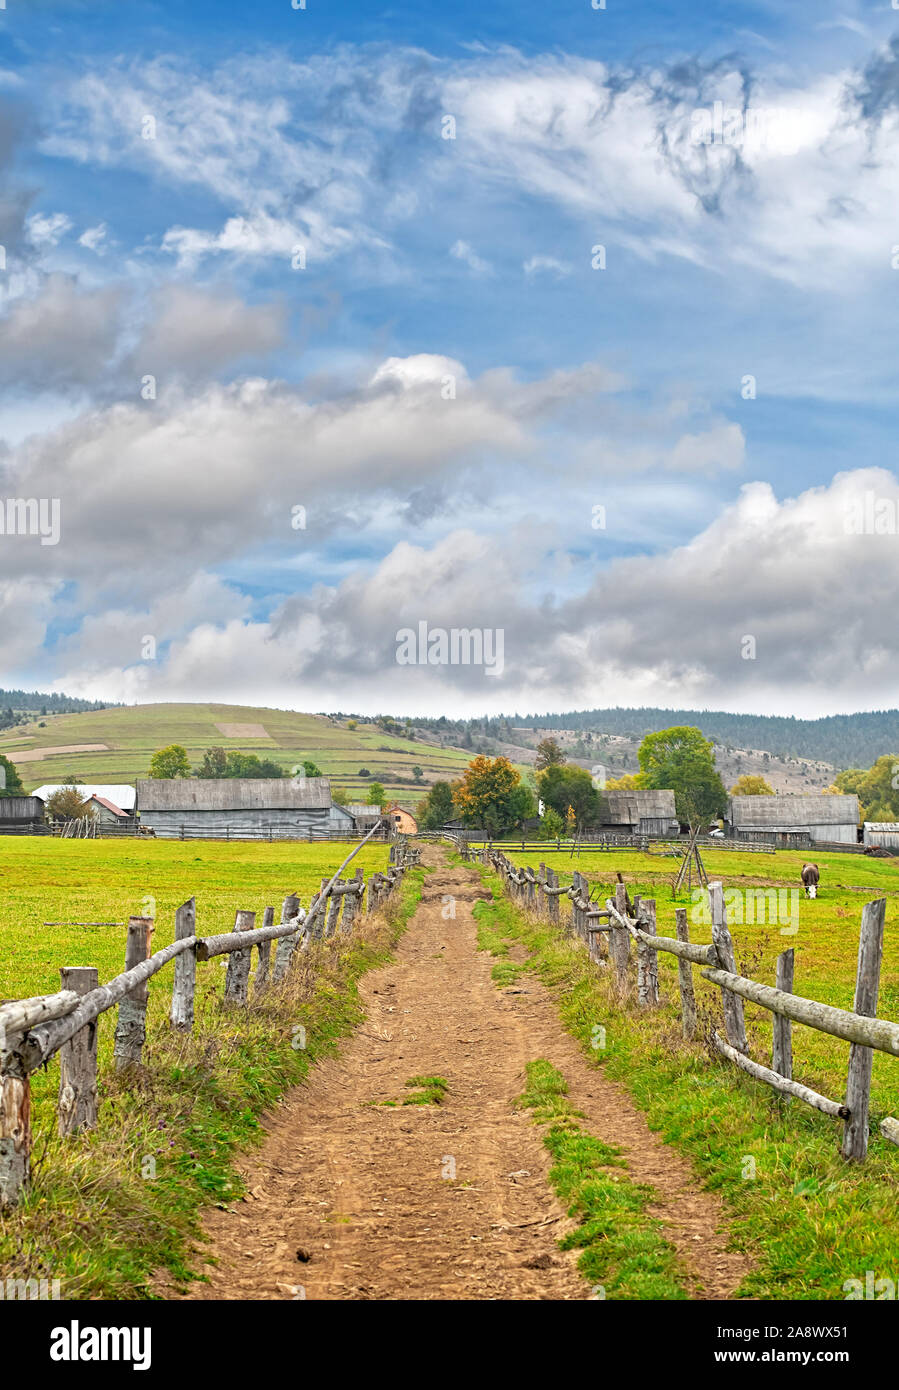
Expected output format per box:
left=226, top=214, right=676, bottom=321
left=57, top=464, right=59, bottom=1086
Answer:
left=0, top=1064, right=30, bottom=1206
left=547, top=868, right=560, bottom=925
left=254, top=906, right=275, bottom=994
left=113, top=916, right=155, bottom=1071
left=224, top=910, right=257, bottom=1006
left=537, top=863, right=546, bottom=918
left=58, top=966, right=99, bottom=1135
left=170, top=897, right=197, bottom=1029
left=674, top=908, right=697, bottom=1040
left=312, top=878, right=330, bottom=939
left=773, top=948, right=794, bottom=1087
left=842, top=898, right=886, bottom=1161
left=325, top=883, right=343, bottom=938
left=709, top=882, right=747, bottom=1054
left=272, top=894, right=302, bottom=980
left=610, top=883, right=631, bottom=994
left=637, top=900, right=659, bottom=1006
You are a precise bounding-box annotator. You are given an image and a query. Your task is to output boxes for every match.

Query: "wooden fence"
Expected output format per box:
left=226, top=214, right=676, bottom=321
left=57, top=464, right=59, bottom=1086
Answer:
left=469, top=844, right=898, bottom=1164
left=0, top=832, right=421, bottom=1207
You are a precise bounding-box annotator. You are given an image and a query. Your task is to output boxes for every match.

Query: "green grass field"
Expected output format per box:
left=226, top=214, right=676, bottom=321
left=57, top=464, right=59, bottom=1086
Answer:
left=0, top=701, right=475, bottom=802
left=467, top=845, right=899, bottom=1299
left=0, top=836, right=421, bottom=1298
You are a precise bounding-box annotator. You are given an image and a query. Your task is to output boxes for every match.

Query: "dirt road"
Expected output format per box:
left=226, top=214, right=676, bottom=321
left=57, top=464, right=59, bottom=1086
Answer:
left=173, top=850, right=748, bottom=1300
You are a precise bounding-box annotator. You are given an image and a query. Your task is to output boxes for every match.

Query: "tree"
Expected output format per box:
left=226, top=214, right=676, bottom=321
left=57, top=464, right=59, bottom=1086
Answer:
left=453, top=756, right=535, bottom=835
left=224, top=752, right=284, bottom=779
left=637, top=726, right=726, bottom=825
left=537, top=763, right=601, bottom=829
left=420, top=780, right=455, bottom=830
left=412, top=765, right=424, bottom=783
left=298, top=758, right=323, bottom=777
left=47, top=785, right=91, bottom=821
left=347, top=720, right=358, bottom=731
left=148, top=744, right=191, bottom=779
left=535, top=737, right=565, bottom=772
left=540, top=806, right=565, bottom=840
left=847, top=755, right=899, bottom=822
left=0, top=753, right=24, bottom=797
left=358, top=768, right=371, bottom=777
left=195, top=746, right=228, bottom=779
left=367, top=782, right=386, bottom=807
left=730, top=775, right=774, bottom=796
left=606, top=772, right=645, bottom=790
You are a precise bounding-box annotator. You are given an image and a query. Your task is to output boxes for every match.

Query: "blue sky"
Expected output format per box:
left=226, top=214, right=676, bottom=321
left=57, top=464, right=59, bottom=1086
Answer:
left=1, top=1, right=899, bottom=716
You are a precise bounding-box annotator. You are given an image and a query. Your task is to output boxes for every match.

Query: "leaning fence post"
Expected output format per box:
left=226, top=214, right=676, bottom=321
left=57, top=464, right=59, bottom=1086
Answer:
left=113, top=915, right=155, bottom=1071
left=709, top=882, right=747, bottom=1054
left=842, top=898, right=886, bottom=1161
left=272, top=894, right=302, bottom=980
left=58, top=966, right=99, bottom=1135
left=325, top=884, right=343, bottom=938
left=773, top=948, right=795, bottom=1089
left=170, top=897, right=197, bottom=1029
left=254, top=907, right=275, bottom=994
left=224, top=910, right=256, bottom=1006
left=674, top=908, right=697, bottom=1040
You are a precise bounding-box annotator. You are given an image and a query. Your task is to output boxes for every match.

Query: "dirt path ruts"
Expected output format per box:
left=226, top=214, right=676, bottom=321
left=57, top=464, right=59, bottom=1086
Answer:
left=169, top=849, right=749, bottom=1300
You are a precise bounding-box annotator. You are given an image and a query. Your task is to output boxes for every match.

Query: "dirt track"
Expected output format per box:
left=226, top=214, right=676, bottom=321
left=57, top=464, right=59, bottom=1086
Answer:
left=171, top=849, right=749, bottom=1301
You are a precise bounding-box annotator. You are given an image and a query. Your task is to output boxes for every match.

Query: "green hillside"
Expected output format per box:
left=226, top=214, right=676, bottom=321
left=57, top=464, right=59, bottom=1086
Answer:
left=0, top=702, right=475, bottom=802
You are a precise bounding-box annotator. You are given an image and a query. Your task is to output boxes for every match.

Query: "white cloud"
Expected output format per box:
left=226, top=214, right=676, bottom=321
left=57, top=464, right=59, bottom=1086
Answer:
left=26, top=212, right=72, bottom=248
left=450, top=239, right=492, bottom=274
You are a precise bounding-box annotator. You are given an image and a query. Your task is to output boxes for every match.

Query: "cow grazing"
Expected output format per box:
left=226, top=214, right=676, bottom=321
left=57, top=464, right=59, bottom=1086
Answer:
left=801, top=863, right=820, bottom=898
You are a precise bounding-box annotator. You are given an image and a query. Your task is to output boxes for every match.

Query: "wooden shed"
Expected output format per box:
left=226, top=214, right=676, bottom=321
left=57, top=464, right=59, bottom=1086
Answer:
left=385, top=803, right=419, bottom=834
left=0, top=795, right=45, bottom=830
left=135, top=777, right=334, bottom=840
left=728, top=794, right=860, bottom=845
left=863, top=822, right=899, bottom=851
left=598, top=789, right=678, bottom=836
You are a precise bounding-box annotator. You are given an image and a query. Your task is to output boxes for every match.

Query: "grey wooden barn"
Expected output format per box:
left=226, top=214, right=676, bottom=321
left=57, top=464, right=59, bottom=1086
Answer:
left=728, top=794, right=860, bottom=845
left=598, top=789, right=678, bottom=836
left=0, top=795, right=45, bottom=830
left=135, top=777, right=334, bottom=839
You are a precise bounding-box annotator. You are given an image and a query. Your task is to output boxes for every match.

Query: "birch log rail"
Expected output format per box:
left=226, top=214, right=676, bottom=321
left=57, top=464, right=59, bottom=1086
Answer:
left=0, top=823, right=409, bottom=1207
left=478, top=846, right=896, bottom=1166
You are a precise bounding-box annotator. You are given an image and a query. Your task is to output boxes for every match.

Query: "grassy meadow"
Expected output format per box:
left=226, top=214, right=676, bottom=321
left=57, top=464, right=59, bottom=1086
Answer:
left=467, top=844, right=899, bottom=1299
left=0, top=700, right=476, bottom=802
left=0, top=836, right=420, bottom=1299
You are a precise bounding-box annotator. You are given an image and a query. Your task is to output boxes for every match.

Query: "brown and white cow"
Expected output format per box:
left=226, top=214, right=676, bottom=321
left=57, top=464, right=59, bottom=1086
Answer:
left=801, top=862, right=820, bottom=898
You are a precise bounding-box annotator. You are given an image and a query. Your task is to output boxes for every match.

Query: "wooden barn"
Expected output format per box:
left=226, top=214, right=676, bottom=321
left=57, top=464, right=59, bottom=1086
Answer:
left=135, top=777, right=334, bottom=839
left=597, top=789, right=678, bottom=836
left=863, top=822, right=899, bottom=851
left=0, top=795, right=45, bottom=832
left=728, top=794, right=860, bottom=845
left=347, top=803, right=383, bottom=831
left=386, top=803, right=419, bottom=835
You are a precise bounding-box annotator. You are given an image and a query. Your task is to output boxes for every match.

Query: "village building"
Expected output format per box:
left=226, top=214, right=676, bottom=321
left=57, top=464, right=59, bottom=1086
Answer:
left=863, top=822, right=899, bottom=851
left=329, top=801, right=356, bottom=833
left=347, top=803, right=384, bottom=832
left=135, top=777, right=334, bottom=839
left=728, top=794, right=860, bottom=846
left=83, top=794, right=130, bottom=825
left=0, top=795, right=45, bottom=831
left=385, top=803, right=419, bottom=834
left=597, top=789, right=679, bottom=836
left=31, top=783, right=137, bottom=812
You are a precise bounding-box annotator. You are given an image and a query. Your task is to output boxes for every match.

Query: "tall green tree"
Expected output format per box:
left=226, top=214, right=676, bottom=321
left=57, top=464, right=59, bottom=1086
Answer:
left=535, top=737, right=565, bottom=771
left=454, top=756, right=535, bottom=835
left=420, top=780, right=455, bottom=829
left=367, top=782, right=386, bottom=807
left=537, top=763, right=601, bottom=829
left=195, top=746, right=228, bottom=779
left=637, top=726, right=726, bottom=825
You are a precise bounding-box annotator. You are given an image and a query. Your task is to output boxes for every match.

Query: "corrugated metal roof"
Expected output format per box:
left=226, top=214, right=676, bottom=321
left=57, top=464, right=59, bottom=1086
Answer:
left=347, top=803, right=381, bottom=816
left=730, top=794, right=859, bottom=826
left=136, top=777, right=332, bottom=811
left=31, top=783, right=136, bottom=810
left=89, top=795, right=128, bottom=817
left=600, top=789, right=677, bottom=823
left=864, top=822, right=899, bottom=831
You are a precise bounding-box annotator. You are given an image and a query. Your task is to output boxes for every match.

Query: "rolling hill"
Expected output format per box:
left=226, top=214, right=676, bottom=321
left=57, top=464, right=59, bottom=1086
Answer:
left=0, top=703, right=477, bottom=803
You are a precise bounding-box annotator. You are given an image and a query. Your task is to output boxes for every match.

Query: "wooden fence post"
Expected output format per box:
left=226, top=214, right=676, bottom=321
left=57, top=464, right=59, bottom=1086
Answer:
left=709, top=882, right=747, bottom=1054
left=113, top=916, right=155, bottom=1071
left=272, top=894, right=302, bottom=981
left=170, top=897, right=197, bottom=1029
left=773, top=948, right=794, bottom=1088
left=325, top=884, right=343, bottom=938
left=674, top=908, right=697, bottom=1040
left=57, top=966, right=99, bottom=1136
left=0, top=1063, right=30, bottom=1206
left=842, top=898, right=886, bottom=1161
left=254, top=907, right=275, bottom=994
left=610, top=883, right=631, bottom=994
left=224, top=910, right=256, bottom=1006
left=547, top=868, right=559, bottom=925
left=637, top=900, right=659, bottom=1006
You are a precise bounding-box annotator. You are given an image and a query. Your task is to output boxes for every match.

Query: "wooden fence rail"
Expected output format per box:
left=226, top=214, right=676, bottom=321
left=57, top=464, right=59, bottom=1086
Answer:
left=0, top=823, right=410, bottom=1207
left=475, top=844, right=896, bottom=1165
